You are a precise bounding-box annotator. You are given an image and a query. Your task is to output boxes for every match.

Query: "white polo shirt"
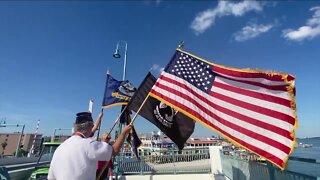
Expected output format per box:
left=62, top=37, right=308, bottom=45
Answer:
left=48, top=135, right=113, bottom=180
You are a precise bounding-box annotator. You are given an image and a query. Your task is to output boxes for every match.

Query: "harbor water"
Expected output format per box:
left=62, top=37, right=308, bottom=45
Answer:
left=288, top=138, right=320, bottom=177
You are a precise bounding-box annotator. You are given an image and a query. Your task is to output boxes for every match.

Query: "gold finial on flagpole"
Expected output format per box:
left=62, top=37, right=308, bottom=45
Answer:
left=177, top=40, right=184, bottom=50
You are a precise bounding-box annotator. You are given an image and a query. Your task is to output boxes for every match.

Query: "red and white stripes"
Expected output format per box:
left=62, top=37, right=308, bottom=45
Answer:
left=29, top=119, right=40, bottom=156
left=150, top=49, right=297, bottom=170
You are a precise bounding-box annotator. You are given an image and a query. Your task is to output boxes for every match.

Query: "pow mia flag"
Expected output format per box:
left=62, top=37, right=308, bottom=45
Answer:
left=127, top=72, right=195, bottom=150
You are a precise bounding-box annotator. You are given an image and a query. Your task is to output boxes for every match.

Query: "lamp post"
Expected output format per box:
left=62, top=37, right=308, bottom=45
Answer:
left=112, top=40, right=128, bottom=137
left=112, top=40, right=128, bottom=179
left=112, top=40, right=128, bottom=135
left=16, top=124, right=25, bottom=157
left=113, top=40, right=128, bottom=81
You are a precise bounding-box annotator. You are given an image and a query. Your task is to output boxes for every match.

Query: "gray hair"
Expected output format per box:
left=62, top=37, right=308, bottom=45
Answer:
left=74, top=121, right=94, bottom=134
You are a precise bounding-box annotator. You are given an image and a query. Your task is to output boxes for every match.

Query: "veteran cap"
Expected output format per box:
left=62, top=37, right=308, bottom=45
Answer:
left=75, top=112, right=93, bottom=124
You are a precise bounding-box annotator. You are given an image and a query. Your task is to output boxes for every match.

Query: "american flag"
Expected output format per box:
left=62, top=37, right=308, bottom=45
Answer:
left=150, top=49, right=297, bottom=170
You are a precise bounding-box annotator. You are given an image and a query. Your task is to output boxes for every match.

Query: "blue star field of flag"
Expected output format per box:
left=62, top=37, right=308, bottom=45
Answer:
left=165, top=51, right=216, bottom=93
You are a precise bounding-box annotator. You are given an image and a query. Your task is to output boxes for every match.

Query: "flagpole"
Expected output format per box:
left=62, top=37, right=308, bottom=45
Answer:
left=177, top=40, right=184, bottom=50
left=96, top=108, right=104, bottom=141
left=97, top=70, right=109, bottom=141
left=97, top=94, right=148, bottom=180
left=106, top=106, right=127, bottom=137
left=129, top=94, right=150, bottom=125
left=99, top=95, right=149, bottom=179
left=96, top=107, right=127, bottom=180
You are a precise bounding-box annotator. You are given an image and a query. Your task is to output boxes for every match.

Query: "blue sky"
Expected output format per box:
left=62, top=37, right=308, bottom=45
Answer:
left=0, top=1, right=319, bottom=138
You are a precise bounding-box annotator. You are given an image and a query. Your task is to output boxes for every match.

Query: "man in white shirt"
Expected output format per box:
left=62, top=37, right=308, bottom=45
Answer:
left=48, top=112, right=132, bottom=180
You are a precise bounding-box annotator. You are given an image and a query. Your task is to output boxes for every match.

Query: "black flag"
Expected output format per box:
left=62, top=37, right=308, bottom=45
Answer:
left=119, top=105, right=131, bottom=124
left=130, top=126, right=142, bottom=160
left=120, top=105, right=142, bottom=159
left=127, top=72, right=195, bottom=150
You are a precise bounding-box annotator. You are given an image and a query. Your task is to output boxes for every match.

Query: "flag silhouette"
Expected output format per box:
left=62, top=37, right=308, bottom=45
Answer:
left=120, top=105, right=142, bottom=159
left=127, top=72, right=195, bottom=150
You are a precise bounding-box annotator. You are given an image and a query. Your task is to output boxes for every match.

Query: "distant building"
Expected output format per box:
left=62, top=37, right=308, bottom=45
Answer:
left=133, top=132, right=173, bottom=156
left=0, top=133, right=42, bottom=156
left=42, top=136, right=52, bottom=143
left=51, top=135, right=70, bottom=142
left=185, top=138, right=217, bottom=148
left=50, top=128, right=72, bottom=142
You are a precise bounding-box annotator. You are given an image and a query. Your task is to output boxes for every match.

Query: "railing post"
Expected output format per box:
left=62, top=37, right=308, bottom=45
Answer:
left=172, top=148, right=176, bottom=174
left=233, top=150, right=238, bottom=179
left=140, top=152, right=143, bottom=175
left=209, top=146, right=223, bottom=175
left=266, top=162, right=276, bottom=180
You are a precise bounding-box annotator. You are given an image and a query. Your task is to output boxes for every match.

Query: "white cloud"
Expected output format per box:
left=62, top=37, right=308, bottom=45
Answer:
left=190, top=0, right=264, bottom=35
left=282, top=6, right=320, bottom=41
left=149, top=64, right=164, bottom=76
left=234, top=23, right=273, bottom=41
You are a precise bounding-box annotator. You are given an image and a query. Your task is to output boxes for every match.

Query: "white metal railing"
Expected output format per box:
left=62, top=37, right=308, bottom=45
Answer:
left=117, top=148, right=211, bottom=175
left=220, top=151, right=320, bottom=180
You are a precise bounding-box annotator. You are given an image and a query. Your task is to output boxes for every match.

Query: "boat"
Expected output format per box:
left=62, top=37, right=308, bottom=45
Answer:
left=297, top=142, right=313, bottom=148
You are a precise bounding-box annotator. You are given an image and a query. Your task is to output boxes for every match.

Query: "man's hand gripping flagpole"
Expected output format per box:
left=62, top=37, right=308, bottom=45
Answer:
left=96, top=94, right=149, bottom=180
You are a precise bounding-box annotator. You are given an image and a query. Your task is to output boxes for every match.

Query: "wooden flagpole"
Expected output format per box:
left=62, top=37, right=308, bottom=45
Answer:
left=106, top=106, right=127, bottom=137
left=96, top=107, right=127, bottom=180
left=96, top=108, right=104, bottom=141
left=96, top=94, right=149, bottom=180
left=129, top=94, right=150, bottom=125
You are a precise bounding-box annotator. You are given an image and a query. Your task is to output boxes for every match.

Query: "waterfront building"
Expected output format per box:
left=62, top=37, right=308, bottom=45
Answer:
left=0, top=133, right=42, bottom=156
left=137, top=132, right=175, bottom=156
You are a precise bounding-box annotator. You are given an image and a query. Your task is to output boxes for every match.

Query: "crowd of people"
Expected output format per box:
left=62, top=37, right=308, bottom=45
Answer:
left=48, top=111, right=131, bottom=180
